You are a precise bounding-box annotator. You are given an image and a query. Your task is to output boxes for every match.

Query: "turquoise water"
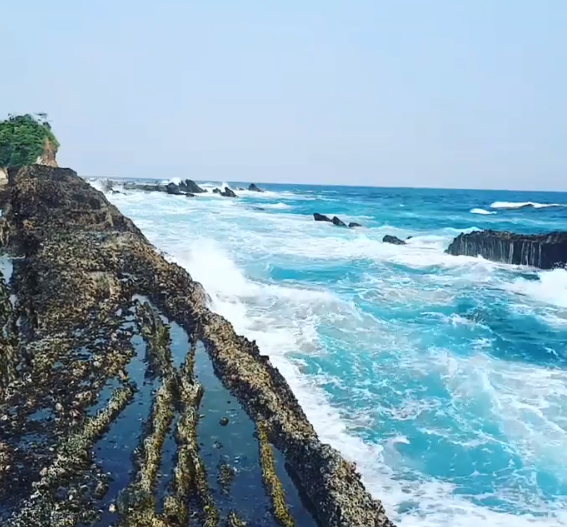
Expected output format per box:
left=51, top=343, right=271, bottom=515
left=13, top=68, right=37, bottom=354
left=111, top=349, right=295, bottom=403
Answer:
left=96, top=180, right=567, bottom=526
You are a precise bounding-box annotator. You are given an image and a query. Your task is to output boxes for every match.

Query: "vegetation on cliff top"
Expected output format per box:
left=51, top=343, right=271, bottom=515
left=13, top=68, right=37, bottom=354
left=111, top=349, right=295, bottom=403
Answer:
left=0, top=113, right=59, bottom=168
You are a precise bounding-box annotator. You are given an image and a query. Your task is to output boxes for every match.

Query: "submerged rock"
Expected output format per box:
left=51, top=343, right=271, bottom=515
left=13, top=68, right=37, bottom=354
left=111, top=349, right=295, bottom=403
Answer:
left=332, top=216, right=347, bottom=227
left=446, top=229, right=567, bottom=269
left=383, top=235, right=406, bottom=245
left=221, top=187, right=237, bottom=198
left=214, top=187, right=238, bottom=198
left=348, top=222, right=362, bottom=228
left=313, top=212, right=332, bottom=222
left=178, top=179, right=206, bottom=194
left=166, top=182, right=184, bottom=195
left=248, top=183, right=264, bottom=192
left=313, top=213, right=356, bottom=228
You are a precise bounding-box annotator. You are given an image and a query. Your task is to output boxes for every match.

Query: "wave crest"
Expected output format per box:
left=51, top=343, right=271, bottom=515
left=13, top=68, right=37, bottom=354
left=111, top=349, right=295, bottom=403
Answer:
left=490, top=201, right=564, bottom=210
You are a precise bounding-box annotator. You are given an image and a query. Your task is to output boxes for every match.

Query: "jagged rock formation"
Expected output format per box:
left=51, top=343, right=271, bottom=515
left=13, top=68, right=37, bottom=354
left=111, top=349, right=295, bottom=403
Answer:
left=179, top=179, right=206, bottom=194
left=248, top=183, right=264, bottom=192
left=313, top=213, right=360, bottom=228
left=0, top=165, right=395, bottom=527
left=123, top=179, right=205, bottom=196
left=383, top=235, right=406, bottom=245
left=446, top=229, right=567, bottom=269
left=213, top=186, right=237, bottom=198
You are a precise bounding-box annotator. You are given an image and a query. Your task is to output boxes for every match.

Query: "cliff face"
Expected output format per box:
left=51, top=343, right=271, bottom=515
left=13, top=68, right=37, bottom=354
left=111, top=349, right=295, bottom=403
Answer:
left=446, top=229, right=567, bottom=269
left=0, top=165, right=395, bottom=527
left=34, top=137, right=58, bottom=167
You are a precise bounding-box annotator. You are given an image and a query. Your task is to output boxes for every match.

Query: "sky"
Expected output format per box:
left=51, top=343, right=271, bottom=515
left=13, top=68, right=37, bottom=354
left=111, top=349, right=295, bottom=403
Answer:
left=1, top=1, right=566, bottom=190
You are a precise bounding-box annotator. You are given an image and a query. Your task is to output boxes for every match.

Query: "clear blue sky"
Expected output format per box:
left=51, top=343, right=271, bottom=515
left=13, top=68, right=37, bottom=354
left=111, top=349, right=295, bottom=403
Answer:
left=2, top=1, right=566, bottom=190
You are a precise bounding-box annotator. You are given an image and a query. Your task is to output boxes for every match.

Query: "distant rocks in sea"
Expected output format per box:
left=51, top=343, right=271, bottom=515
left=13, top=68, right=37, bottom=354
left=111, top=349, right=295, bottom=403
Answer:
left=213, top=186, right=238, bottom=198
left=383, top=235, right=406, bottom=245
left=446, top=229, right=567, bottom=269
left=248, top=183, right=264, bottom=192
left=313, top=213, right=361, bottom=228
left=124, top=178, right=206, bottom=196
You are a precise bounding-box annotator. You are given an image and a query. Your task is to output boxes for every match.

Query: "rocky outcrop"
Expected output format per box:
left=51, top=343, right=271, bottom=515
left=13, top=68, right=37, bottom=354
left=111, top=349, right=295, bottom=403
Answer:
left=179, top=179, right=206, bottom=194
left=446, top=229, right=567, bottom=269
left=123, top=180, right=201, bottom=196
left=0, top=165, right=395, bottom=527
left=166, top=182, right=184, bottom=195
left=313, top=213, right=332, bottom=222
left=34, top=137, right=58, bottom=167
left=248, top=183, right=264, bottom=192
left=313, top=213, right=361, bottom=228
left=383, top=235, right=406, bottom=245
left=213, top=187, right=237, bottom=198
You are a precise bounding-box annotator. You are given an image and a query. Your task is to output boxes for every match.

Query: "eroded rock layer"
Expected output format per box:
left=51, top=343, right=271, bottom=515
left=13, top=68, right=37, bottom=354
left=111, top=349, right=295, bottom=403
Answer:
left=0, top=165, right=394, bottom=527
left=446, top=229, right=567, bottom=269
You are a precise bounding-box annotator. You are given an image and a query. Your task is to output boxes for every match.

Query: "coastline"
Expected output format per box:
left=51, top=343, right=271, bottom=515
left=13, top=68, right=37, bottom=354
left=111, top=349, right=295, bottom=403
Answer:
left=0, top=165, right=394, bottom=526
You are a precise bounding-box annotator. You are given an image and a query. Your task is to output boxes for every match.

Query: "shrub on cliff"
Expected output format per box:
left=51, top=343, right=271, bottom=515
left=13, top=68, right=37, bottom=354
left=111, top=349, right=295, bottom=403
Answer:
left=0, top=113, right=59, bottom=168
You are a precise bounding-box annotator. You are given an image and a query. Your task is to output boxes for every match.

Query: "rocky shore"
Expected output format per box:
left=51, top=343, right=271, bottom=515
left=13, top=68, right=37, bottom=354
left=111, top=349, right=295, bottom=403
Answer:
left=446, top=229, right=567, bottom=269
left=0, top=165, right=394, bottom=527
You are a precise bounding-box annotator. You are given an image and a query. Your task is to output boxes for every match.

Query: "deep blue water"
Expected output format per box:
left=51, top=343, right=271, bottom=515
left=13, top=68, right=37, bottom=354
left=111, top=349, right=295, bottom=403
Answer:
left=96, top=179, right=567, bottom=526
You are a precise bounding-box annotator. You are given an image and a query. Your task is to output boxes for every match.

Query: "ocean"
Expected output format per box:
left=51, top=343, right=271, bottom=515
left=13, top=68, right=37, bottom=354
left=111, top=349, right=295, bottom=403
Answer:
left=93, top=179, right=567, bottom=526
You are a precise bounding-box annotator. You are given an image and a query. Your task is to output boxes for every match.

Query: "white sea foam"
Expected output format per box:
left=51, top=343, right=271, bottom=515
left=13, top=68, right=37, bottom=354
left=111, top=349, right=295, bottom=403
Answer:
left=470, top=208, right=496, bottom=215
left=505, top=268, right=567, bottom=309
left=490, top=201, right=564, bottom=210
left=261, top=202, right=292, bottom=209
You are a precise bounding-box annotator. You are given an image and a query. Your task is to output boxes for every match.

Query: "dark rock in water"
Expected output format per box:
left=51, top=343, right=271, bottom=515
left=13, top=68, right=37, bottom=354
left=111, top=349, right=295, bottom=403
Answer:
left=406, top=235, right=413, bottom=240
left=219, top=417, right=229, bottom=426
left=123, top=182, right=164, bottom=193
left=166, top=182, right=184, bottom=195
left=313, top=212, right=332, bottom=222
left=383, top=235, right=406, bottom=245
left=179, top=179, right=206, bottom=194
left=213, top=186, right=238, bottom=197
left=250, top=206, right=265, bottom=211
left=248, top=183, right=264, bottom=192
left=446, top=229, right=567, bottom=269
left=221, top=187, right=237, bottom=198
left=348, top=222, right=362, bottom=228
left=185, top=193, right=195, bottom=198
left=313, top=213, right=350, bottom=227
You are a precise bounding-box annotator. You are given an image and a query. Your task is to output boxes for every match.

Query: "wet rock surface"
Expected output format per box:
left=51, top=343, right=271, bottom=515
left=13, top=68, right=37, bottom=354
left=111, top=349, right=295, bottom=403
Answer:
left=123, top=178, right=206, bottom=196
left=383, top=235, right=406, bottom=245
left=248, top=184, right=264, bottom=192
left=0, top=165, right=395, bottom=527
left=446, top=229, right=567, bottom=268
left=313, top=213, right=361, bottom=228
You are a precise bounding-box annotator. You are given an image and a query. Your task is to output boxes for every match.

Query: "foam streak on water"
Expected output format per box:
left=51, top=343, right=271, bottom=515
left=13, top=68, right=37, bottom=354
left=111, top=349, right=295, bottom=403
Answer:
left=94, top=180, right=567, bottom=526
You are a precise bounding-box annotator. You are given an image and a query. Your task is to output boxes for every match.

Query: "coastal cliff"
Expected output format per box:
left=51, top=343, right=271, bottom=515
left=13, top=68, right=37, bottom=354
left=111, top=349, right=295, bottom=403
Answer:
left=0, top=165, right=394, bottom=527
left=446, top=229, right=567, bottom=268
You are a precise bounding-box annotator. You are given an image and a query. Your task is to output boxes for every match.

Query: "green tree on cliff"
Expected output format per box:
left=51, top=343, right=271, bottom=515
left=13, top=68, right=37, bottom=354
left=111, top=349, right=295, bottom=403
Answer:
left=0, top=113, right=59, bottom=168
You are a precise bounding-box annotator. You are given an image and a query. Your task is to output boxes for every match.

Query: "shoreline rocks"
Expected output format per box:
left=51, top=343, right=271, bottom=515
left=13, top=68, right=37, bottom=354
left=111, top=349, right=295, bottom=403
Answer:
left=0, top=165, right=395, bottom=527
left=248, top=183, right=264, bottom=192
left=446, top=229, right=567, bottom=269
